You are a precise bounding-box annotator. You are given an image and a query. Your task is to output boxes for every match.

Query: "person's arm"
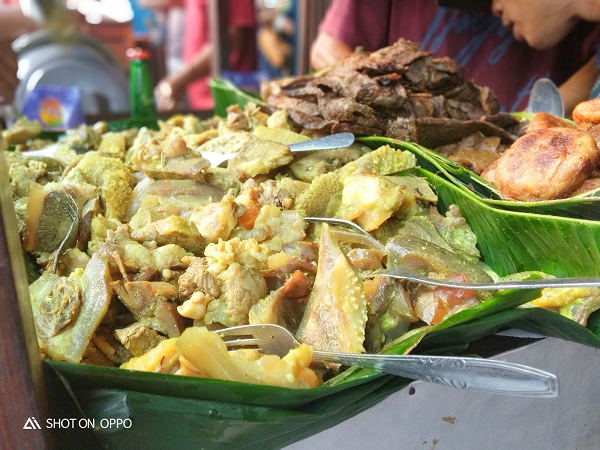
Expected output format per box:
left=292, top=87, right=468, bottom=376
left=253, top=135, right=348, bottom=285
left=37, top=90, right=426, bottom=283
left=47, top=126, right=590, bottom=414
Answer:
left=155, top=23, right=252, bottom=111
left=310, top=32, right=352, bottom=70
left=559, top=56, right=599, bottom=116
left=308, top=0, right=389, bottom=70
left=155, top=42, right=213, bottom=111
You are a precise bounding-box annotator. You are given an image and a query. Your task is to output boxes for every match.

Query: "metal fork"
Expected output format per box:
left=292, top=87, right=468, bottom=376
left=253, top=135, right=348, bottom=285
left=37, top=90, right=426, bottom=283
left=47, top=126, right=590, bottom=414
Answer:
left=201, top=132, right=356, bottom=167
left=371, top=266, right=600, bottom=290
left=216, top=324, right=558, bottom=397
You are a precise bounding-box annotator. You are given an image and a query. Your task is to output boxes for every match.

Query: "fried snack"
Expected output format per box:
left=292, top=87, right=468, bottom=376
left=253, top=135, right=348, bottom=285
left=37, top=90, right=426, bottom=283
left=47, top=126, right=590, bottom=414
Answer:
left=481, top=128, right=600, bottom=201
left=573, top=98, right=600, bottom=125
left=526, top=112, right=575, bottom=132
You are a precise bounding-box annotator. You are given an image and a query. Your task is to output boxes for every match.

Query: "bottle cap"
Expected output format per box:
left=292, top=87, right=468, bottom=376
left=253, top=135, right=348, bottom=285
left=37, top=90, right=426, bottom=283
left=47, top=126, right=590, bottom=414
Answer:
left=126, top=47, right=151, bottom=60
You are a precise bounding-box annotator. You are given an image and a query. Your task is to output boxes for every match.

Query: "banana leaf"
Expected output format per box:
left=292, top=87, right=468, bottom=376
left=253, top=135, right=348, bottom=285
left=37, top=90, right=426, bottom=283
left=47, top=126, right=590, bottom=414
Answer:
left=209, top=78, right=264, bottom=118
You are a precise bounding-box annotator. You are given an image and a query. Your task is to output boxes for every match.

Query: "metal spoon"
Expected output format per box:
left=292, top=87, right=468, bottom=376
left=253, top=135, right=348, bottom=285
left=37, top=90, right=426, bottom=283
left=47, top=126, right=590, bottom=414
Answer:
left=527, top=78, right=564, bottom=117
left=201, top=132, right=356, bottom=167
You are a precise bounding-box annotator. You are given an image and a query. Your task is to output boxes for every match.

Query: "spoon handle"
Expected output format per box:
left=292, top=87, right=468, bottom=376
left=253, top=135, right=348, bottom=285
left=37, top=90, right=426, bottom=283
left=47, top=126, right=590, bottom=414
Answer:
left=288, top=132, right=355, bottom=152
left=313, top=351, right=558, bottom=397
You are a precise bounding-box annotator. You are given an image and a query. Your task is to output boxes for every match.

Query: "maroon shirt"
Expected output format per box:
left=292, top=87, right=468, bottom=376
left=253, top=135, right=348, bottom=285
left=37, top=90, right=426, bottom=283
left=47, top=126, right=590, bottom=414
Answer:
left=320, top=0, right=598, bottom=111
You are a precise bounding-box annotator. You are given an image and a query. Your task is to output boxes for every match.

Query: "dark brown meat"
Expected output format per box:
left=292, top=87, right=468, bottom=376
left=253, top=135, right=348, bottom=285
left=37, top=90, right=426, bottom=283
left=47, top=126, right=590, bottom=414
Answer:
left=262, top=38, right=518, bottom=151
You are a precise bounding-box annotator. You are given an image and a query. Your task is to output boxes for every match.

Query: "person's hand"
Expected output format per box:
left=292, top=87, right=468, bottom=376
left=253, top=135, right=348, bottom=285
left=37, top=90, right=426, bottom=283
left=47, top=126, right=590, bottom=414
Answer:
left=310, top=32, right=353, bottom=70
left=491, top=0, right=580, bottom=49
left=0, top=38, right=18, bottom=105
left=155, top=75, right=185, bottom=112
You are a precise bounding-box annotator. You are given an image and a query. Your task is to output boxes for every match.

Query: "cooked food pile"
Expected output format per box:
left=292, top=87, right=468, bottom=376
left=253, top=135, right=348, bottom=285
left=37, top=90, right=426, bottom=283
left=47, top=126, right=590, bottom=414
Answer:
left=262, top=39, right=521, bottom=158
left=482, top=104, right=600, bottom=201
left=7, top=103, right=600, bottom=389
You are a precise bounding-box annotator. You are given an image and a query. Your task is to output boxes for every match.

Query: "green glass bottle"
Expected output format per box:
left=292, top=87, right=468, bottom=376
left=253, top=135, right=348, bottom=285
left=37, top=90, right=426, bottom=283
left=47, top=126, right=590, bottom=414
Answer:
left=127, top=47, right=156, bottom=121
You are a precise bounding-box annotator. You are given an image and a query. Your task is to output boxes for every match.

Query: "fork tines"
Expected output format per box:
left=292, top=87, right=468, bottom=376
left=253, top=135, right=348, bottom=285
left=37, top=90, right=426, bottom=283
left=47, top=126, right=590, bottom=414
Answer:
left=216, top=328, right=261, bottom=351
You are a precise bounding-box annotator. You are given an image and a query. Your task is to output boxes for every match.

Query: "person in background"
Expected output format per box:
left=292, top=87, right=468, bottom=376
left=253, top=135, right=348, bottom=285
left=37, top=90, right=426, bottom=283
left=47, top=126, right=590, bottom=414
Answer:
left=154, top=0, right=257, bottom=112
left=256, top=0, right=296, bottom=78
left=138, top=0, right=186, bottom=76
left=310, top=0, right=600, bottom=115
left=491, top=0, right=600, bottom=110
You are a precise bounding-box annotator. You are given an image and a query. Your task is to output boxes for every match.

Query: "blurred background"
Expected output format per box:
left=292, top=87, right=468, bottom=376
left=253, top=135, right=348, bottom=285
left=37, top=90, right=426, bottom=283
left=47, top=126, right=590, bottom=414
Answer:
left=0, top=0, right=332, bottom=128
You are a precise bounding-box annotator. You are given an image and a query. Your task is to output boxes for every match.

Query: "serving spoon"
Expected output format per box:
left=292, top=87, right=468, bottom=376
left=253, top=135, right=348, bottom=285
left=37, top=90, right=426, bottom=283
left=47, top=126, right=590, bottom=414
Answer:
left=527, top=78, right=564, bottom=117
left=200, top=132, right=355, bottom=167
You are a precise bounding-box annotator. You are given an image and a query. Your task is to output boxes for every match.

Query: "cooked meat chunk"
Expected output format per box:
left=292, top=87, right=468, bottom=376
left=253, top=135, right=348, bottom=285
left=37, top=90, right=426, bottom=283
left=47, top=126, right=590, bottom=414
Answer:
left=337, top=172, right=404, bottom=231
left=573, top=98, right=600, bottom=125
left=228, top=139, right=293, bottom=181
left=262, top=38, right=516, bottom=149
left=203, top=264, right=268, bottom=326
left=290, top=148, right=362, bottom=182
left=259, top=178, right=309, bottom=209
left=481, top=128, right=600, bottom=201
left=178, top=257, right=221, bottom=300
left=571, top=177, right=600, bottom=196
left=115, top=322, right=165, bottom=356
left=448, top=149, right=500, bottom=175
left=113, top=281, right=183, bottom=337
left=131, top=216, right=208, bottom=255
left=189, top=194, right=237, bottom=243
left=2, top=117, right=42, bottom=146
left=527, top=112, right=575, bottom=132
left=114, top=281, right=178, bottom=317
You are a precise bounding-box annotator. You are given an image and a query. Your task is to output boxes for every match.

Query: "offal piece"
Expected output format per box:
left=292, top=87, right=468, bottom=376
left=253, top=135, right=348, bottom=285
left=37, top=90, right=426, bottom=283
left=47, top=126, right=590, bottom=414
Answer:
left=449, top=149, right=499, bottom=175
left=63, top=153, right=134, bottom=221
left=189, top=194, right=237, bottom=243
left=296, top=224, right=367, bottom=353
left=228, top=139, right=293, bottom=181
left=130, top=215, right=208, bottom=255
left=572, top=98, right=600, bottom=125
left=204, top=265, right=268, bottom=326
left=178, top=257, right=220, bottom=300
left=2, top=117, right=42, bottom=146
left=290, top=148, right=362, bottom=182
left=24, top=185, right=78, bottom=253
left=113, top=281, right=184, bottom=337
left=337, top=172, right=404, bottom=231
left=294, top=146, right=416, bottom=217
left=481, top=128, right=600, bottom=201
left=114, top=322, right=165, bottom=357
left=29, top=252, right=112, bottom=363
